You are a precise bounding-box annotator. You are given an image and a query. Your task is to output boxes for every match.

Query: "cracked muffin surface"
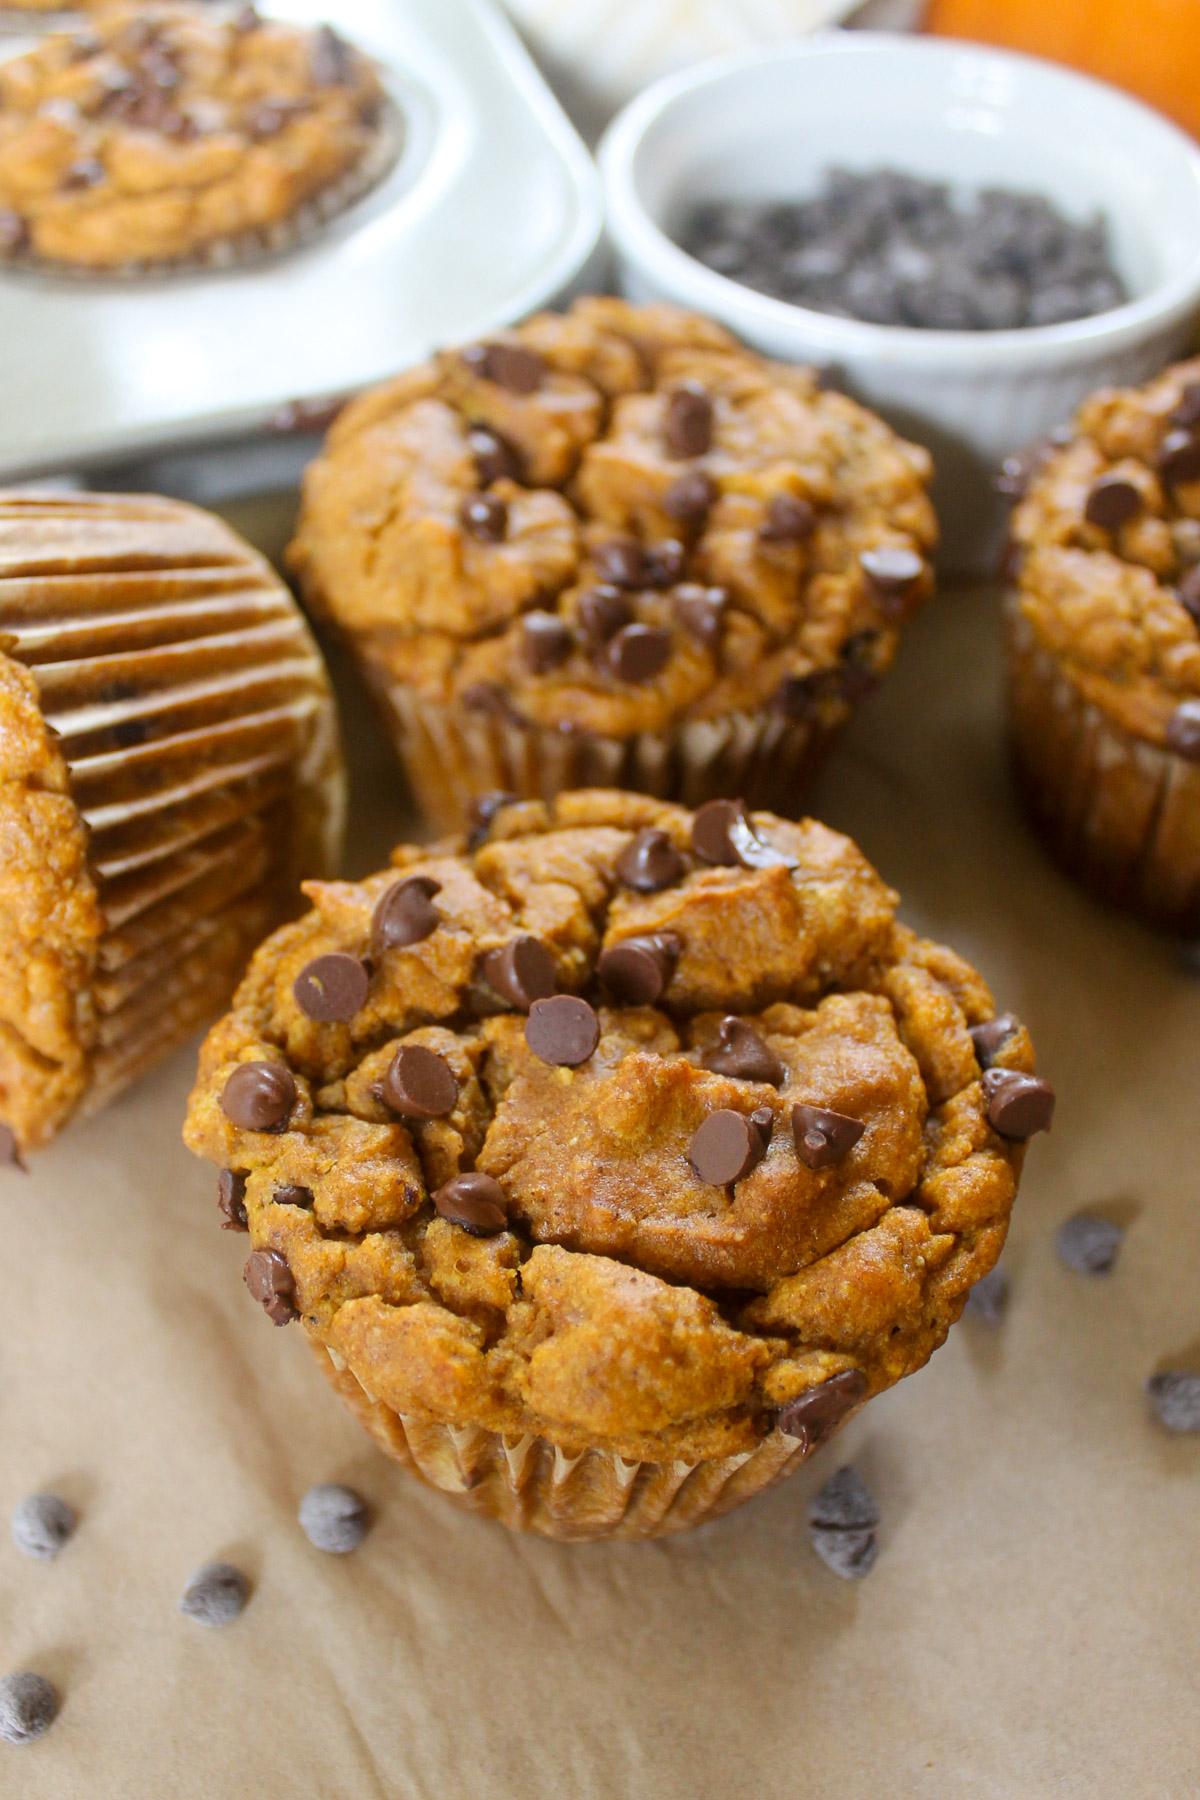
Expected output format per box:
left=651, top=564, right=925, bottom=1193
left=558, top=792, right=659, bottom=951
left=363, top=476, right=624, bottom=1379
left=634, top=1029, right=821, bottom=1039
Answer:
left=0, top=4, right=389, bottom=270
left=184, top=790, right=1050, bottom=1467
left=1009, top=356, right=1200, bottom=748
left=288, top=297, right=937, bottom=738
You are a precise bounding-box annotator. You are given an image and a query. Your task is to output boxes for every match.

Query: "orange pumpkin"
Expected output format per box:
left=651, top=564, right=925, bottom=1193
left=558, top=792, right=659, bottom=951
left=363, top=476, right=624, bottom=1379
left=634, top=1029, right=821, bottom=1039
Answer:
left=924, top=0, right=1200, bottom=141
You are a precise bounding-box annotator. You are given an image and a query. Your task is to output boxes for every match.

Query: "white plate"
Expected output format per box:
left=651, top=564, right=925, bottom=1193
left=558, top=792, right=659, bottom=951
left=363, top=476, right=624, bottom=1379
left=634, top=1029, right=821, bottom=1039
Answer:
left=0, top=0, right=602, bottom=483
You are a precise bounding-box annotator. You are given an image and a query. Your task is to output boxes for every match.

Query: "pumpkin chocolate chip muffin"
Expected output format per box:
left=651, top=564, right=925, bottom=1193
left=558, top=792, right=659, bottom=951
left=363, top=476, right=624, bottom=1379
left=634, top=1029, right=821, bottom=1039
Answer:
left=286, top=298, right=937, bottom=832
left=0, top=4, right=395, bottom=272
left=1005, top=358, right=1200, bottom=934
left=183, top=789, right=1050, bottom=1540
left=0, top=489, right=343, bottom=1162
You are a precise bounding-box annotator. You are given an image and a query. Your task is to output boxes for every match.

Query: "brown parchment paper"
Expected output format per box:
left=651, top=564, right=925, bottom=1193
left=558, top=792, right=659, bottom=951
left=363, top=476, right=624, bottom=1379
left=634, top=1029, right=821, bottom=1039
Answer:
left=2, top=503, right=1198, bottom=1799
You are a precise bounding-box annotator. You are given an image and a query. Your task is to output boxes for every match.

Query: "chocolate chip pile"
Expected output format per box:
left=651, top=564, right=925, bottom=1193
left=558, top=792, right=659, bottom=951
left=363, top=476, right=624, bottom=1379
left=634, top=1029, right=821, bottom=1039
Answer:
left=682, top=170, right=1127, bottom=331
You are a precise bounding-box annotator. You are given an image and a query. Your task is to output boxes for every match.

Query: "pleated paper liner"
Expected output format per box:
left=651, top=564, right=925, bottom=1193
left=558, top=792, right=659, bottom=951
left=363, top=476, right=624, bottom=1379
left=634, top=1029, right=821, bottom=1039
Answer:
left=361, top=662, right=850, bottom=836
left=314, top=1344, right=824, bottom=1542
left=0, top=95, right=403, bottom=280
left=0, top=491, right=344, bottom=1128
left=1005, top=597, right=1200, bottom=934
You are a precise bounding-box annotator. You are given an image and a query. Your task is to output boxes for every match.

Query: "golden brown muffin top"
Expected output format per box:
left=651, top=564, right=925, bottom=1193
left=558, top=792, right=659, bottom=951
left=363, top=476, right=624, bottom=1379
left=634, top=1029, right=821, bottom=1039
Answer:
left=0, top=4, right=387, bottom=269
left=287, top=298, right=938, bottom=741
left=1009, top=357, right=1200, bottom=751
left=183, top=790, right=1050, bottom=1462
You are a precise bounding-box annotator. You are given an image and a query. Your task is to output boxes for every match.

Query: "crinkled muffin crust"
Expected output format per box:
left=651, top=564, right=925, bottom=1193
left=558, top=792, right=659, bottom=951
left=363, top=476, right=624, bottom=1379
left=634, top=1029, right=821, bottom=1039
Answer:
left=0, top=4, right=388, bottom=270
left=183, top=790, right=1048, bottom=1466
left=286, top=298, right=937, bottom=744
left=1008, top=357, right=1200, bottom=750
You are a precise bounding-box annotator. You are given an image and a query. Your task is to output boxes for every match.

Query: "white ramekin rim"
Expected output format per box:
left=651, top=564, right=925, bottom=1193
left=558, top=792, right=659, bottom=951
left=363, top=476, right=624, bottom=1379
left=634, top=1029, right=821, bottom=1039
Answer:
left=598, top=33, right=1200, bottom=373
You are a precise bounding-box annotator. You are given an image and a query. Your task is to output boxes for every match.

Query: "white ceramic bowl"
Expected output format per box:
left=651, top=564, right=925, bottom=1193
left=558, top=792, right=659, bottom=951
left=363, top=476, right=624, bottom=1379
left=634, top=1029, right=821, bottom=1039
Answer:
left=599, top=33, right=1200, bottom=571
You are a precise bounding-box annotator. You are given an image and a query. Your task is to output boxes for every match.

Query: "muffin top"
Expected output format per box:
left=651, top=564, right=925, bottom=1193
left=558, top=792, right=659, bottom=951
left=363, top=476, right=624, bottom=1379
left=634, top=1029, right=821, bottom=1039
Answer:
left=286, top=298, right=937, bottom=741
left=0, top=4, right=388, bottom=269
left=1009, top=356, right=1200, bottom=752
left=183, top=790, right=1050, bottom=1463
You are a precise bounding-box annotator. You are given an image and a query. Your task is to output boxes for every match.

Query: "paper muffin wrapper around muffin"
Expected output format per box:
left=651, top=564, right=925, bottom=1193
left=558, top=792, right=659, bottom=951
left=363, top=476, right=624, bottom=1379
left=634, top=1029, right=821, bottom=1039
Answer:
left=360, top=665, right=851, bottom=835
left=0, top=492, right=344, bottom=1130
left=1005, top=596, right=1200, bottom=935
left=313, top=1344, right=832, bottom=1542
left=0, top=95, right=402, bottom=282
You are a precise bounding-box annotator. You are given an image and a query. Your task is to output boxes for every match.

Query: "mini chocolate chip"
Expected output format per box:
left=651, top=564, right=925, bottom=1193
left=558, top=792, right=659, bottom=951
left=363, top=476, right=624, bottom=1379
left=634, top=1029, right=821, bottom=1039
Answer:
left=293, top=952, right=369, bottom=1023
left=776, top=671, right=831, bottom=720
left=460, top=494, right=507, bottom=543
left=969, top=1012, right=1020, bottom=1068
left=592, top=539, right=648, bottom=589
left=232, top=5, right=261, bottom=31
left=1159, top=429, right=1200, bottom=487
left=466, top=791, right=517, bottom=848
left=777, top=1370, right=868, bottom=1447
left=461, top=681, right=512, bottom=715
left=688, top=1109, right=766, bottom=1186
left=463, top=342, right=545, bottom=394
left=372, top=876, right=441, bottom=953
left=0, top=210, right=28, bottom=255
left=982, top=1069, right=1056, bottom=1138
left=760, top=493, right=816, bottom=544
left=861, top=546, right=924, bottom=610
left=1084, top=474, right=1143, bottom=529
left=674, top=584, right=726, bottom=646
left=809, top=1462, right=879, bottom=1530
left=964, top=1264, right=1009, bottom=1325
left=792, top=1103, right=865, bottom=1169
left=1166, top=700, right=1200, bottom=761
left=702, top=1017, right=784, bottom=1086
left=1177, top=566, right=1200, bottom=626
left=1056, top=1212, right=1123, bottom=1275
left=521, top=611, right=573, bottom=674
left=246, top=99, right=304, bottom=140
left=11, top=1494, right=75, bottom=1561
left=179, top=1562, right=249, bottom=1627
left=597, top=933, right=679, bottom=1005
left=381, top=1044, right=458, bottom=1119
left=664, top=382, right=714, bottom=458
left=467, top=424, right=521, bottom=485
left=0, top=1123, right=24, bottom=1171
left=577, top=585, right=632, bottom=644
left=643, top=540, right=686, bottom=587
left=0, top=1672, right=59, bottom=1744
left=481, top=936, right=556, bottom=1011
left=663, top=470, right=717, bottom=525
left=433, top=1172, right=508, bottom=1236
left=1146, top=1371, right=1200, bottom=1433
left=244, top=1250, right=297, bottom=1325
left=615, top=826, right=686, bottom=893
left=810, top=1526, right=878, bottom=1580
left=273, top=1184, right=314, bottom=1209
left=690, top=798, right=794, bottom=870
left=299, top=1484, right=370, bottom=1553
left=604, top=623, right=672, bottom=684
left=221, top=1062, right=296, bottom=1132
left=217, top=1169, right=248, bottom=1231
left=62, top=158, right=106, bottom=191
left=311, top=23, right=352, bottom=85
left=1171, top=382, right=1200, bottom=431
left=839, top=632, right=883, bottom=703
left=525, top=995, right=600, bottom=1066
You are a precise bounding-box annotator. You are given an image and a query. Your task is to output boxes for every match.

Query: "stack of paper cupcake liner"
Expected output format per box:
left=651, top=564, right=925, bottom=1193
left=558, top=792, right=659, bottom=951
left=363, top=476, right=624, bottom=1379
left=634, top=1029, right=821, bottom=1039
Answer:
left=0, top=490, right=344, bottom=1126
left=371, top=671, right=850, bottom=834
left=1005, top=597, right=1200, bottom=934
left=316, top=1344, right=823, bottom=1541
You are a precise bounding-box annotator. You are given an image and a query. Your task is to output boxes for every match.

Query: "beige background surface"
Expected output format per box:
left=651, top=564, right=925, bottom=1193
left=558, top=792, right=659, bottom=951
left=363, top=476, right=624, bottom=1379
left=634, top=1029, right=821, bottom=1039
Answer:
left=3, top=512, right=1198, bottom=1798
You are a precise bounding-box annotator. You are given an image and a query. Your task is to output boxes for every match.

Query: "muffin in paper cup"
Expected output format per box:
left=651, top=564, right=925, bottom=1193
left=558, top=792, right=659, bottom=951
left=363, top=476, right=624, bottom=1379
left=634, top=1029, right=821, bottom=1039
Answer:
left=183, top=789, right=1051, bottom=1542
left=1003, top=357, right=1200, bottom=935
left=0, top=5, right=400, bottom=278
left=0, top=489, right=344, bottom=1162
left=287, top=297, right=938, bottom=833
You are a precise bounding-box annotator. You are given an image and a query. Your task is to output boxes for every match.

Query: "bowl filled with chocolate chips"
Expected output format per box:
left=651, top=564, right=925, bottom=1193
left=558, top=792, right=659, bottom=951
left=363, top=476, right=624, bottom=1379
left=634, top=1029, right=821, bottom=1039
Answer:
left=600, top=32, right=1200, bottom=569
